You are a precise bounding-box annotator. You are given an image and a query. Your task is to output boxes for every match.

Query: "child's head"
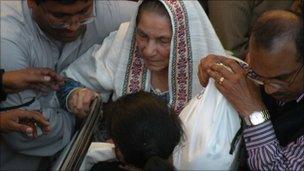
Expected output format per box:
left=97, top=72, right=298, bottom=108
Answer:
left=105, top=91, right=183, bottom=170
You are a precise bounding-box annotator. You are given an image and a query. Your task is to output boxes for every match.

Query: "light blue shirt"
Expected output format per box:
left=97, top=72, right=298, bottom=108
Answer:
left=0, top=0, right=137, bottom=169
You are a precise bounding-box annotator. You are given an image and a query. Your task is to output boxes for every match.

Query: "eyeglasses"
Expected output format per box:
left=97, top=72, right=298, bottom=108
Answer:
left=226, top=55, right=303, bottom=91
left=41, top=4, right=95, bottom=29
left=243, top=62, right=304, bottom=90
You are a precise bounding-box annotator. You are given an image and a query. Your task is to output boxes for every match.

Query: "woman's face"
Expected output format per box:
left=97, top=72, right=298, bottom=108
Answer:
left=136, top=10, right=172, bottom=72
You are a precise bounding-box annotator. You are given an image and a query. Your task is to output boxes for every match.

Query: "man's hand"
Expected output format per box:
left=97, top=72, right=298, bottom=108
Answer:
left=198, top=54, right=228, bottom=87
left=2, top=68, right=65, bottom=94
left=206, top=57, right=266, bottom=117
left=0, top=109, right=50, bottom=136
left=68, top=88, right=99, bottom=119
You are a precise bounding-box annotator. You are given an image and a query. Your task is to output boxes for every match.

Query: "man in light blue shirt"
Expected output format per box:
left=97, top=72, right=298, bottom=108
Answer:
left=0, top=0, right=137, bottom=170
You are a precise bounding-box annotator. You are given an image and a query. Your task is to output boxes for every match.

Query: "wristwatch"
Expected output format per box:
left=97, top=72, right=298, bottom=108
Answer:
left=243, top=109, right=270, bottom=126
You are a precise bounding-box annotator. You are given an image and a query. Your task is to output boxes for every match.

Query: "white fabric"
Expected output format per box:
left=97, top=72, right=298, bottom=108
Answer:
left=80, top=143, right=115, bottom=171
left=0, top=0, right=136, bottom=169
left=173, top=78, right=241, bottom=170
left=64, top=0, right=226, bottom=113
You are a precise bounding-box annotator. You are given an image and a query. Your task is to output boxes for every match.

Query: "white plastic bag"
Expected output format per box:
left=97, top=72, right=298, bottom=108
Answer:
left=174, top=79, right=241, bottom=170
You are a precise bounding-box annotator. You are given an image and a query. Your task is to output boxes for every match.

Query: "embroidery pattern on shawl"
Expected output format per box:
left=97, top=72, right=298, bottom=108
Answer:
left=123, top=35, right=147, bottom=95
left=165, top=0, right=192, bottom=114
left=122, top=0, right=192, bottom=114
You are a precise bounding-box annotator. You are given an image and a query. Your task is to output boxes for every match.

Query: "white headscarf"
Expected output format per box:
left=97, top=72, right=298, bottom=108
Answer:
left=64, top=0, right=226, bottom=113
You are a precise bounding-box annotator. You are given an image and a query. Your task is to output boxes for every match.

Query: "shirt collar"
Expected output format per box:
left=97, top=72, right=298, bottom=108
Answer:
left=296, top=92, right=304, bottom=103
left=277, top=92, right=304, bottom=106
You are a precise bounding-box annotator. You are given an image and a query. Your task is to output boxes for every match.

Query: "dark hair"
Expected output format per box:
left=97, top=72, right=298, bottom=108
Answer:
left=251, top=10, right=303, bottom=63
left=136, top=0, right=170, bottom=25
left=104, top=91, right=182, bottom=170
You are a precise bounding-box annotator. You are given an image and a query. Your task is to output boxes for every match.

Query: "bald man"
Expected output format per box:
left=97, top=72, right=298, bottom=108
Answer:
left=198, top=10, right=303, bottom=170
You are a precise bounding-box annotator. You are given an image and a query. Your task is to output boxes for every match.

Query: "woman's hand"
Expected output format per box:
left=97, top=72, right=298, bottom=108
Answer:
left=67, top=88, right=99, bottom=119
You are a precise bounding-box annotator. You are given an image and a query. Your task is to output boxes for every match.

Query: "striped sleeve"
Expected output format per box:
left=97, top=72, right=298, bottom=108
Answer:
left=243, top=121, right=304, bottom=171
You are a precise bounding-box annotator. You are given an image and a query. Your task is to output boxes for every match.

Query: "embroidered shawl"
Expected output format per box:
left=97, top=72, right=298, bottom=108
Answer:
left=64, top=0, right=226, bottom=113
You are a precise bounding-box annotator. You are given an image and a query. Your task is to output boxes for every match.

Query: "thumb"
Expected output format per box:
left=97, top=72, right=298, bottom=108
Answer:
left=12, top=122, right=33, bottom=134
left=42, top=76, right=51, bottom=82
left=30, top=72, right=51, bottom=83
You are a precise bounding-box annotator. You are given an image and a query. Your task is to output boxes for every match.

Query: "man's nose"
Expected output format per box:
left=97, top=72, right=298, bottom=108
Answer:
left=143, top=40, right=157, bottom=57
left=66, top=16, right=81, bottom=31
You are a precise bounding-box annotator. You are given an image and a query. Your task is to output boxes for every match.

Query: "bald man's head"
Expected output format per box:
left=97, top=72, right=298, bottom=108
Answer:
left=250, top=10, right=303, bottom=62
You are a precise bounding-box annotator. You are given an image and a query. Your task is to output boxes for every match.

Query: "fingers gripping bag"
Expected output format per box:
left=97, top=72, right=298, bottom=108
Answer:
left=174, top=78, right=241, bottom=170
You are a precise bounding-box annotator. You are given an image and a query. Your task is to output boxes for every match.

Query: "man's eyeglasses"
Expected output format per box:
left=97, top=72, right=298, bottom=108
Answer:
left=41, top=4, right=95, bottom=29
left=226, top=56, right=303, bottom=91
left=242, top=62, right=304, bottom=90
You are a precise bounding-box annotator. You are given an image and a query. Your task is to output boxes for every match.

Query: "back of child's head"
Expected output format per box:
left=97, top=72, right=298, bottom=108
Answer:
left=104, top=91, right=183, bottom=170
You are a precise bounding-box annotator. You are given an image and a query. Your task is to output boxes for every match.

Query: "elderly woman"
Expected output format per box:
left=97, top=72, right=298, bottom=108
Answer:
left=58, top=0, right=226, bottom=117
